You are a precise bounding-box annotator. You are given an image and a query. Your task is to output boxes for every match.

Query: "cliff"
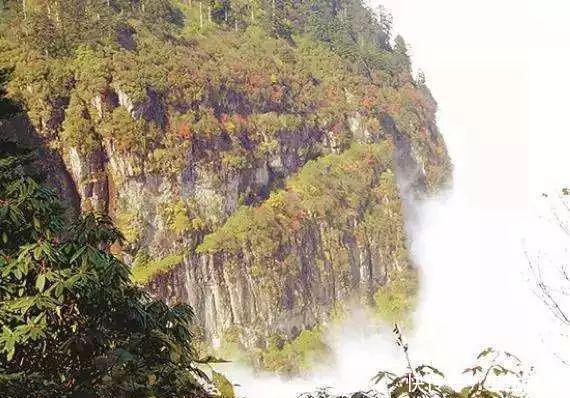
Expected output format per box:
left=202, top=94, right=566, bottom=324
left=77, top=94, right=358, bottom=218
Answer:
left=0, top=0, right=451, bottom=350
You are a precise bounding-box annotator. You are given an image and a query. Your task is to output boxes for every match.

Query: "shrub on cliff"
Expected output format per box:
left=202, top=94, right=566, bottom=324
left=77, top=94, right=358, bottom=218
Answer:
left=197, top=142, right=406, bottom=283
left=0, top=142, right=210, bottom=397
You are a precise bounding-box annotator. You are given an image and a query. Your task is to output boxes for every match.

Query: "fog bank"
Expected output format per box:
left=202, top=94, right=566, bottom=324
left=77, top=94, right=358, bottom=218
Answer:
left=220, top=1, right=570, bottom=396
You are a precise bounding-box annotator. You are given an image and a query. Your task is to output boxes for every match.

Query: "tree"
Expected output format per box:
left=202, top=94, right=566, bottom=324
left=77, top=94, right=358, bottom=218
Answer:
left=393, top=35, right=408, bottom=57
left=0, top=139, right=211, bottom=396
left=0, top=69, right=21, bottom=118
left=375, top=5, right=393, bottom=50
left=526, top=191, right=570, bottom=365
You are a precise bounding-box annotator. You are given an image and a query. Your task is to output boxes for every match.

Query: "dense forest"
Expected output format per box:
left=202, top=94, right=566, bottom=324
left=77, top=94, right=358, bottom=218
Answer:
left=1, top=1, right=532, bottom=397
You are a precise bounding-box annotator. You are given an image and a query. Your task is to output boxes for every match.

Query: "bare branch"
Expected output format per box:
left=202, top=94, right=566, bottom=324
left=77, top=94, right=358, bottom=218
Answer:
left=526, top=251, right=570, bottom=325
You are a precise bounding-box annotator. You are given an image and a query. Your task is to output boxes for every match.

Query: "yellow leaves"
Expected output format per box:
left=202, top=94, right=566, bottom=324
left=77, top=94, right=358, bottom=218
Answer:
left=35, top=274, right=46, bottom=292
left=191, top=217, right=207, bottom=231
left=270, top=73, right=278, bottom=84
left=212, top=371, right=236, bottom=398
left=160, top=199, right=192, bottom=236
left=115, top=210, right=141, bottom=243
left=223, top=119, right=236, bottom=134
left=172, top=210, right=192, bottom=235
left=265, top=190, right=287, bottom=211
left=257, top=137, right=279, bottom=155
left=131, top=252, right=186, bottom=284
left=373, top=269, right=419, bottom=325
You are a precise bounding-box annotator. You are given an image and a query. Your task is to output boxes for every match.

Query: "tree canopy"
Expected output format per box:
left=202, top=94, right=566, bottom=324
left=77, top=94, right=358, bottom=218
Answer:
left=0, top=85, right=211, bottom=396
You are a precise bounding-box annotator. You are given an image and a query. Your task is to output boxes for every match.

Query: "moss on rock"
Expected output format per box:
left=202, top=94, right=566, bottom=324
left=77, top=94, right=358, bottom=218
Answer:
left=131, top=251, right=186, bottom=284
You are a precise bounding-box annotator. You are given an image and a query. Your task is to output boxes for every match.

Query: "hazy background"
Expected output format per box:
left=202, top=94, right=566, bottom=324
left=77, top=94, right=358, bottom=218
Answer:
left=373, top=0, right=570, bottom=395
left=225, top=1, right=570, bottom=396
left=377, top=0, right=570, bottom=203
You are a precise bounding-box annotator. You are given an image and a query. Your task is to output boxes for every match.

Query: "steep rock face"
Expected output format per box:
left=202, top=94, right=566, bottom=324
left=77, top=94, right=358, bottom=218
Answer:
left=2, top=82, right=448, bottom=347
left=148, top=141, right=408, bottom=345
left=12, top=86, right=438, bottom=346
left=0, top=114, right=81, bottom=215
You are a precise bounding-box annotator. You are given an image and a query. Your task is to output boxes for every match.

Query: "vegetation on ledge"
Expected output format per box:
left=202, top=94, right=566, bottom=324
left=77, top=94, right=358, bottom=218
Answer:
left=196, top=141, right=409, bottom=301
left=373, top=268, right=419, bottom=325
left=0, top=0, right=452, bottom=382
left=131, top=251, right=187, bottom=284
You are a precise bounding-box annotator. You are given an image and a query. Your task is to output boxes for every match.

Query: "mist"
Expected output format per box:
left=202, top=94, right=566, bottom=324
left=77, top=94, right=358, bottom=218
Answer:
left=217, top=1, right=570, bottom=396
left=221, top=137, right=569, bottom=397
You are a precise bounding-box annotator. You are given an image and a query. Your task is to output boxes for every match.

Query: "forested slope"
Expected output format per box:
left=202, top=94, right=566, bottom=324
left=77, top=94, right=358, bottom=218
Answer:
left=0, top=0, right=452, bottom=367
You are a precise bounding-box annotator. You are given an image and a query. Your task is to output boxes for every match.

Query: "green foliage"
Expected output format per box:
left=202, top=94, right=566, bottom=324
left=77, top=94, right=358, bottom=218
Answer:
left=5, top=0, right=179, bottom=57
left=0, top=4, right=456, bottom=393
left=61, top=95, right=99, bottom=154
left=374, top=269, right=419, bottom=325
left=197, top=141, right=410, bottom=318
left=210, top=324, right=331, bottom=376
left=289, top=141, right=394, bottom=218
left=170, top=206, right=193, bottom=235
left=259, top=327, right=330, bottom=375
left=99, top=107, right=151, bottom=154
left=115, top=208, right=141, bottom=243
left=131, top=251, right=186, bottom=284
left=212, top=370, right=236, bottom=398
left=304, top=329, right=529, bottom=398
left=0, top=140, right=209, bottom=397
left=198, top=142, right=403, bottom=276
left=0, top=0, right=451, bottom=186
left=371, top=338, right=528, bottom=398
left=199, top=141, right=395, bottom=253
left=159, top=199, right=200, bottom=236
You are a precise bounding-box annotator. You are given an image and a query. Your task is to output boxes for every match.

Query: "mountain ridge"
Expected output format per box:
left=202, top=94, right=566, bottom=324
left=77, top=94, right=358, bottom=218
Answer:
left=0, top=0, right=452, bottom=362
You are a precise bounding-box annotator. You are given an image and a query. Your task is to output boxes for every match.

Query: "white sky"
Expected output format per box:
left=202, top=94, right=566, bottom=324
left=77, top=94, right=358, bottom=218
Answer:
left=227, top=4, right=570, bottom=396
left=373, top=0, right=570, bottom=212
left=367, top=1, right=570, bottom=395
